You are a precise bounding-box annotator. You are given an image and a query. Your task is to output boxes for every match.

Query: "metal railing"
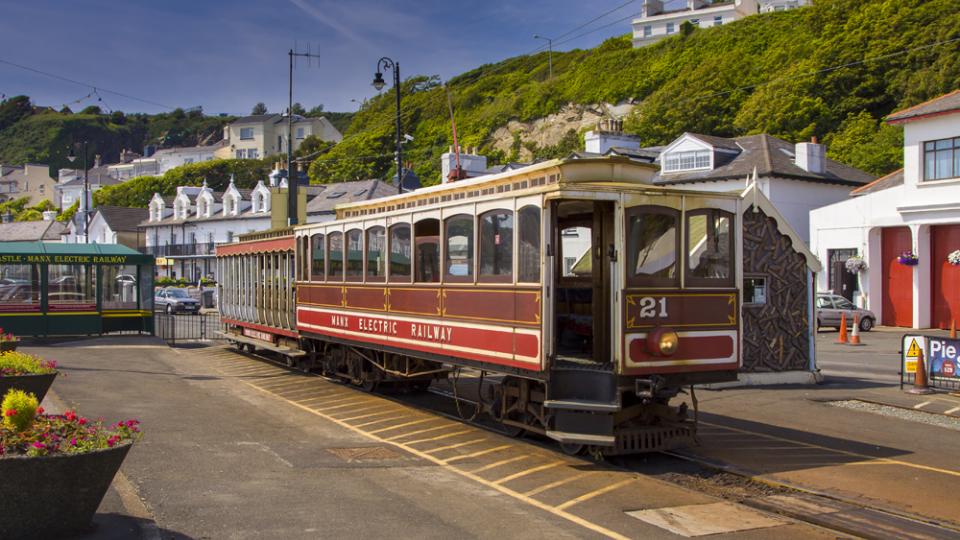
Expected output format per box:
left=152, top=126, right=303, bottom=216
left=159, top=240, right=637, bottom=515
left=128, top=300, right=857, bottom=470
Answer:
left=139, top=243, right=216, bottom=257
left=155, top=312, right=227, bottom=347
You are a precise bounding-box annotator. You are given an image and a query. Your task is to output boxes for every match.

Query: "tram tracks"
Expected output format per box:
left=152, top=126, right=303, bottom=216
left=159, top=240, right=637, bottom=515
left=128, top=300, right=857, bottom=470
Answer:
left=189, top=344, right=959, bottom=539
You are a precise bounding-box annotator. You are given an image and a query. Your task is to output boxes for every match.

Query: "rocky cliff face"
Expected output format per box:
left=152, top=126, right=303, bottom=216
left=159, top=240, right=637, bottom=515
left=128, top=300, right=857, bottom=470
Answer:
left=489, top=99, right=637, bottom=161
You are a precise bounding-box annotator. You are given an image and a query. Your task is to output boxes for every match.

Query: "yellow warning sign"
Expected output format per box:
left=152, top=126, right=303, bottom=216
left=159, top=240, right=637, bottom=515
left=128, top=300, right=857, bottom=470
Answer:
left=906, top=339, right=921, bottom=358
left=906, top=360, right=917, bottom=373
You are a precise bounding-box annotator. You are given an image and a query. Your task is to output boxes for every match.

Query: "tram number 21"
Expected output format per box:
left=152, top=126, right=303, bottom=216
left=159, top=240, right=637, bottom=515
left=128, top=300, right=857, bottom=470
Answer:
left=637, top=297, right=668, bottom=318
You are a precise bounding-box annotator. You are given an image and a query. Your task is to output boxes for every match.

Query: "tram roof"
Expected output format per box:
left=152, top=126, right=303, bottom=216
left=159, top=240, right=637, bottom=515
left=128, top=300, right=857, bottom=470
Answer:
left=0, top=242, right=154, bottom=265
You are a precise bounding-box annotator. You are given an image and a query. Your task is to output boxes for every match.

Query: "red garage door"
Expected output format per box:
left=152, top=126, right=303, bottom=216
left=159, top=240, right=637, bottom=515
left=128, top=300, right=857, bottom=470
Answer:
left=881, top=227, right=913, bottom=327
left=931, top=224, right=960, bottom=329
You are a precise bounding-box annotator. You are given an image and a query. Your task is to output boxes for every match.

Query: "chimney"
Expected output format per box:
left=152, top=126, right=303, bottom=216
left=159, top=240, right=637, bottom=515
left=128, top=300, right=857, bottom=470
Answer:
left=795, top=137, right=826, bottom=175
left=584, top=120, right=640, bottom=154
left=641, top=0, right=664, bottom=17
left=42, top=211, right=57, bottom=221
left=441, top=147, right=488, bottom=184
left=94, top=155, right=102, bottom=168
left=1, top=212, right=12, bottom=224
left=686, top=0, right=707, bottom=10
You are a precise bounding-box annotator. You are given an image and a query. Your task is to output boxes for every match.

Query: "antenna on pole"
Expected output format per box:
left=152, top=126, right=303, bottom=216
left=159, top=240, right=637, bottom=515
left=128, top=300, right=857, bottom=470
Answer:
left=286, top=42, right=322, bottom=227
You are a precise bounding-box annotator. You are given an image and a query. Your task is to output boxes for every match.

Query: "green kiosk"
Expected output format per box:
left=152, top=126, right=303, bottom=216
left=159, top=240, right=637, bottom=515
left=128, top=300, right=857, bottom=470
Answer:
left=0, top=242, right=155, bottom=337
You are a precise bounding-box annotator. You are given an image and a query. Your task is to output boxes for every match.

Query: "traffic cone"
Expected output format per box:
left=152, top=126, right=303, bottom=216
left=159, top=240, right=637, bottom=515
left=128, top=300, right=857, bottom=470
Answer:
left=836, top=313, right=849, bottom=344
left=951, top=320, right=957, bottom=339
left=850, top=316, right=864, bottom=346
left=908, top=347, right=936, bottom=395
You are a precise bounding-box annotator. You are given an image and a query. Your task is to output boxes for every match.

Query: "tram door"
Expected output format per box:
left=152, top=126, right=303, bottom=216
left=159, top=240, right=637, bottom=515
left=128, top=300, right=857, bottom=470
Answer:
left=553, top=200, right=614, bottom=364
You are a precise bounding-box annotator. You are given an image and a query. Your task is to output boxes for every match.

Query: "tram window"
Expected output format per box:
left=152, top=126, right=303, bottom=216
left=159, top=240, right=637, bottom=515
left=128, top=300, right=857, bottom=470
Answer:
left=47, top=264, right=95, bottom=304
left=346, top=229, right=363, bottom=280
left=0, top=263, right=40, bottom=305
left=559, top=227, right=592, bottom=281
left=445, top=215, right=474, bottom=282
left=366, top=226, right=386, bottom=281
left=626, top=206, right=679, bottom=287
left=686, top=209, right=734, bottom=287
left=101, top=265, right=138, bottom=310
left=327, top=232, right=344, bottom=280
left=389, top=224, right=412, bottom=282
left=139, top=266, right=153, bottom=311
left=518, top=206, right=541, bottom=283
left=479, top=210, right=513, bottom=283
left=415, top=219, right=440, bottom=283
left=299, top=236, right=309, bottom=281
left=311, top=234, right=325, bottom=281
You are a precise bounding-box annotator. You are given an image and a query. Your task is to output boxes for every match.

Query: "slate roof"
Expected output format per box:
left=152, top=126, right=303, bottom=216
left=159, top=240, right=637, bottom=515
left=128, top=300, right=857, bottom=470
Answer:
left=94, top=206, right=150, bottom=232
left=0, top=220, right=67, bottom=241
left=306, top=180, right=397, bottom=215
left=849, top=168, right=904, bottom=197
left=886, top=89, right=960, bottom=124
left=653, top=133, right=876, bottom=187
left=59, top=173, right=120, bottom=188
left=230, top=114, right=282, bottom=126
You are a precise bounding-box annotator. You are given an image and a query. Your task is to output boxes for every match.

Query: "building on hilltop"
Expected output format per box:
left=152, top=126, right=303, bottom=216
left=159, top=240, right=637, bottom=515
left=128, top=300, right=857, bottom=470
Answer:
left=630, top=0, right=808, bottom=48
left=0, top=163, right=59, bottom=207
left=810, top=89, right=960, bottom=329
left=214, top=114, right=342, bottom=161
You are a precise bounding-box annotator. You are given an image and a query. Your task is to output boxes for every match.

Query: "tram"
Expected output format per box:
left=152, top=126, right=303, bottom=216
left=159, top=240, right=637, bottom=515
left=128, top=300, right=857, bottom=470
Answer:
left=217, top=156, right=743, bottom=455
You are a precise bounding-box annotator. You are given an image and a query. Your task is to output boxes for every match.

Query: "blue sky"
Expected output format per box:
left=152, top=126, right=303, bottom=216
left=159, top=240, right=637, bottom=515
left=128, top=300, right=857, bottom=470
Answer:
left=0, top=0, right=676, bottom=116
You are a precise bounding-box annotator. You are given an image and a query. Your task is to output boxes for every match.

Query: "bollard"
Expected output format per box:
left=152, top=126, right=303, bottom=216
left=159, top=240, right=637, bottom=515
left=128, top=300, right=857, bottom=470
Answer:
left=836, top=313, right=849, bottom=344
left=850, top=316, right=864, bottom=346
left=951, top=319, right=957, bottom=339
left=908, top=347, right=936, bottom=395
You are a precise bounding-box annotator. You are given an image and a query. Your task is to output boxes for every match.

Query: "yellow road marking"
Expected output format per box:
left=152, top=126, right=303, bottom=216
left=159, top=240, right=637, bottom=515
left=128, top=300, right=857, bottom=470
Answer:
left=403, top=430, right=471, bottom=445
left=352, top=415, right=410, bottom=427
left=369, top=418, right=435, bottom=434
left=424, top=439, right=484, bottom=454
left=207, top=355, right=634, bottom=540
left=947, top=406, right=960, bottom=415
left=524, top=472, right=598, bottom=496
left=330, top=404, right=392, bottom=417
left=471, top=456, right=528, bottom=473
left=308, top=396, right=369, bottom=408
left=701, top=421, right=960, bottom=478
left=914, top=401, right=932, bottom=409
left=295, top=391, right=353, bottom=403
left=314, top=399, right=379, bottom=412
left=444, top=445, right=512, bottom=463
left=555, top=479, right=634, bottom=511
left=494, top=461, right=565, bottom=485
left=386, top=424, right=457, bottom=441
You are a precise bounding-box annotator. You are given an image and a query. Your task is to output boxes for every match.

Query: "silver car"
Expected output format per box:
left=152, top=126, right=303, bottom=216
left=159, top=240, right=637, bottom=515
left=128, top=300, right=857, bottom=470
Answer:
left=155, top=288, right=201, bottom=314
left=816, top=294, right=876, bottom=332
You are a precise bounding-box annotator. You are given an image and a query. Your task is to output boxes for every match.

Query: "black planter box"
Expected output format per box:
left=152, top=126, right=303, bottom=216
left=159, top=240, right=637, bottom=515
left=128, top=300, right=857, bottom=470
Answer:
left=0, top=443, right=133, bottom=540
left=0, top=371, right=58, bottom=403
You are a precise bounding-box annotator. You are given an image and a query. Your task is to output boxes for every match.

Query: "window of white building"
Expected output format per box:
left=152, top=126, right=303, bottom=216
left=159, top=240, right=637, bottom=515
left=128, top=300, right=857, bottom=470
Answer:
left=297, top=127, right=305, bottom=139
left=666, top=22, right=675, bottom=33
left=643, top=25, right=652, bottom=37
left=714, top=15, right=723, bottom=25
left=240, top=128, right=254, bottom=140
left=924, top=137, right=960, bottom=181
left=662, top=150, right=711, bottom=172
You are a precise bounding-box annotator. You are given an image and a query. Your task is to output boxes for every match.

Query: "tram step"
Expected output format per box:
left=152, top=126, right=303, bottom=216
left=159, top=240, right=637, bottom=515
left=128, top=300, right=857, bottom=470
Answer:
left=546, top=431, right=616, bottom=446
left=543, top=399, right=621, bottom=412
left=215, top=331, right=306, bottom=357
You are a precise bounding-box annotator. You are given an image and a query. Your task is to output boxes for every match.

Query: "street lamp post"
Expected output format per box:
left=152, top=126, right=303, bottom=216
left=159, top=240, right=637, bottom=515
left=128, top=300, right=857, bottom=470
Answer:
left=66, top=142, right=89, bottom=244
left=372, top=57, right=403, bottom=194
left=533, top=35, right=553, bottom=78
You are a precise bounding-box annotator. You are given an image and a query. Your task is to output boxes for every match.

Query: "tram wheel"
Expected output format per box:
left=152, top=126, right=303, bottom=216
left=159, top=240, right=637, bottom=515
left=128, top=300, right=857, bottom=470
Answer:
left=361, top=379, right=379, bottom=393
left=498, top=377, right=527, bottom=438
left=559, top=443, right=586, bottom=456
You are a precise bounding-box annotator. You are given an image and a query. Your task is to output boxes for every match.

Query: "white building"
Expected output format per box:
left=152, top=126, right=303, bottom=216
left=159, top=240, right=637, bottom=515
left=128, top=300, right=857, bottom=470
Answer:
left=810, top=90, right=960, bottom=329
left=214, top=114, right=342, bottom=161
left=61, top=206, right=149, bottom=249
left=630, top=0, right=807, bottom=48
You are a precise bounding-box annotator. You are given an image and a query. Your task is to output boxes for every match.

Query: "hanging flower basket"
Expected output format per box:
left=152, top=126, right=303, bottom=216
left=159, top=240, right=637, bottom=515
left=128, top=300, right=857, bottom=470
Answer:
left=845, top=256, right=867, bottom=273
left=949, top=250, right=960, bottom=266
left=898, top=252, right=919, bottom=266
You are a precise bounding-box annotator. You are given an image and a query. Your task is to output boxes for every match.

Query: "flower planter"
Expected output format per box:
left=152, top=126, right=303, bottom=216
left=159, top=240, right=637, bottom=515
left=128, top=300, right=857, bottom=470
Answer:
left=0, top=341, right=18, bottom=353
left=0, top=371, right=58, bottom=403
left=0, top=443, right=133, bottom=540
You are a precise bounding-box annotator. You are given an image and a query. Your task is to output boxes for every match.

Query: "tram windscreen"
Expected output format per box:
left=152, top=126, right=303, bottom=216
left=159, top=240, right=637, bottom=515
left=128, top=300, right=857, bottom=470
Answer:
left=687, top=210, right=731, bottom=281
left=629, top=213, right=677, bottom=279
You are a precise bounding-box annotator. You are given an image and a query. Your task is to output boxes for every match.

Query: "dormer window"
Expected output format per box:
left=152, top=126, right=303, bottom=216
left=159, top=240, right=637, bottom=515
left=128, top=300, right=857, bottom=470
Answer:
left=662, top=150, right=711, bottom=173
left=230, top=198, right=237, bottom=215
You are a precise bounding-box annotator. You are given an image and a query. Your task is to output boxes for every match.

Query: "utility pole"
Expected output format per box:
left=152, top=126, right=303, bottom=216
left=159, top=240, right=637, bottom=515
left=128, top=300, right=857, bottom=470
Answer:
left=287, top=45, right=321, bottom=226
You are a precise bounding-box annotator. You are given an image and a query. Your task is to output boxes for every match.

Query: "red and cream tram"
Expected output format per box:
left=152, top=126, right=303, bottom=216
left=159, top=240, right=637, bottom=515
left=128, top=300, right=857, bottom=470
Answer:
left=217, top=156, right=743, bottom=455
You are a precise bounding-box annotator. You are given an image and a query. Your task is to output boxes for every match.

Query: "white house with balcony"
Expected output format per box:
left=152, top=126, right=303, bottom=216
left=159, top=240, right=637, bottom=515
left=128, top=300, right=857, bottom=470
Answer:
left=213, top=114, right=342, bottom=161
left=810, top=90, right=960, bottom=329
left=631, top=0, right=807, bottom=47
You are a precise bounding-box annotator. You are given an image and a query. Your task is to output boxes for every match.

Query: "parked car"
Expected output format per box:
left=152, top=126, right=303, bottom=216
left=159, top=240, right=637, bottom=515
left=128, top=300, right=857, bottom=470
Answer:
left=155, top=288, right=201, bottom=314
left=816, top=294, right=875, bottom=332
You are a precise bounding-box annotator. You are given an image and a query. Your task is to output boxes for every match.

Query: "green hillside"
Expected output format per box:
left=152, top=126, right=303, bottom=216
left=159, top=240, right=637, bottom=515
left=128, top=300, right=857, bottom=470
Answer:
left=308, top=0, right=959, bottom=186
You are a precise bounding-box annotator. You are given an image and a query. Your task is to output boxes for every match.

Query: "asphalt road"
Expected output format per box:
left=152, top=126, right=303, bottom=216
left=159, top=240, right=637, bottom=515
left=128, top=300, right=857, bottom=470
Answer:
left=813, top=325, right=954, bottom=384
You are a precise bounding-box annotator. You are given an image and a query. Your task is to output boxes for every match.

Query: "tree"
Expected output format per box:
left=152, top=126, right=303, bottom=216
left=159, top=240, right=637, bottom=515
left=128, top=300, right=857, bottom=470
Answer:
left=79, top=105, right=102, bottom=115
left=252, top=102, right=268, bottom=115
left=58, top=201, right=79, bottom=222
left=293, top=135, right=329, bottom=158
left=0, top=95, right=32, bottom=132
left=60, top=106, right=73, bottom=114
left=291, top=102, right=306, bottom=116
left=306, top=104, right=324, bottom=117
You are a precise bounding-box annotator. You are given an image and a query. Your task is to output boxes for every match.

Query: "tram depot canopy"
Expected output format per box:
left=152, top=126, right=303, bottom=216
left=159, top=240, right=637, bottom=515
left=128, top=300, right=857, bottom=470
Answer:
left=0, top=242, right=156, bottom=337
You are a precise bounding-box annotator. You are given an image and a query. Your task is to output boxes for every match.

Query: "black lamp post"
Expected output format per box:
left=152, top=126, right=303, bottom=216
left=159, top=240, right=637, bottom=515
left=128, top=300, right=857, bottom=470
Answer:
left=66, top=142, right=89, bottom=244
left=372, top=57, right=403, bottom=194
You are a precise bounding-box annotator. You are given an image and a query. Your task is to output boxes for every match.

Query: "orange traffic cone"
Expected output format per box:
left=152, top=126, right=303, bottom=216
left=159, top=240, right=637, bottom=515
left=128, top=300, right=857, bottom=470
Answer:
left=850, top=316, right=864, bottom=346
left=908, top=347, right=936, bottom=395
left=836, top=313, right=849, bottom=344
left=951, top=319, right=957, bottom=339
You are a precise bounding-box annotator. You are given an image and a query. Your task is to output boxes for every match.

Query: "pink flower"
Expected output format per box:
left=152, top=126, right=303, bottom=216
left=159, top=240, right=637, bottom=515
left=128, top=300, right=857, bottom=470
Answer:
left=78, top=418, right=87, bottom=425
left=37, top=407, right=44, bottom=414
left=4, top=410, right=17, bottom=417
